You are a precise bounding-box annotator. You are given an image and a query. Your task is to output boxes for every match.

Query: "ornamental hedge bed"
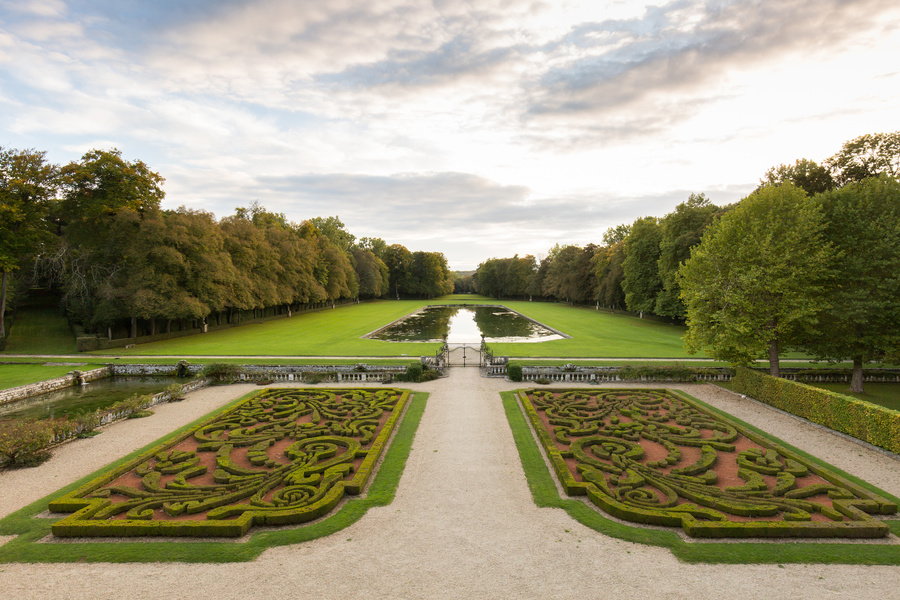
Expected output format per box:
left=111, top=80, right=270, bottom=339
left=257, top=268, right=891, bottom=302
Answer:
left=49, top=388, right=410, bottom=538
left=517, top=388, right=897, bottom=538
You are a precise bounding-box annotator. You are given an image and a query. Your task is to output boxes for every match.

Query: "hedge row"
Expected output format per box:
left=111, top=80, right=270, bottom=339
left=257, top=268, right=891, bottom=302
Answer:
left=732, top=367, right=900, bottom=454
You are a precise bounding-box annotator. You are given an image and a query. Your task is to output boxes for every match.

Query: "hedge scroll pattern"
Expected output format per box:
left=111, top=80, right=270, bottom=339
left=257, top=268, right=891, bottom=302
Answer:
left=519, top=388, right=897, bottom=538
left=50, top=388, right=409, bottom=537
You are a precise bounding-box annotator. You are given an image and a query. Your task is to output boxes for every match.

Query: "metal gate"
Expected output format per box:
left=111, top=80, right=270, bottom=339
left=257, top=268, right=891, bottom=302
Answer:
left=447, top=343, right=482, bottom=367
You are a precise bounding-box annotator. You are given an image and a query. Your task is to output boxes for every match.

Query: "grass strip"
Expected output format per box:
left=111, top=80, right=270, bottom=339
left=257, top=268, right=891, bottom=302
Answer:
left=0, top=390, right=428, bottom=563
left=501, top=389, right=900, bottom=564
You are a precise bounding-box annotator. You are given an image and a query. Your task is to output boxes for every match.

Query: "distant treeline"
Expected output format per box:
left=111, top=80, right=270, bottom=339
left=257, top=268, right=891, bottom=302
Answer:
left=0, top=148, right=453, bottom=340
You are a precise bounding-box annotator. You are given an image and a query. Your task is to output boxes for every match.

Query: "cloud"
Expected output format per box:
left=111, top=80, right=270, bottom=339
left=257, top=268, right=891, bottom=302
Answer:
left=523, top=0, right=900, bottom=141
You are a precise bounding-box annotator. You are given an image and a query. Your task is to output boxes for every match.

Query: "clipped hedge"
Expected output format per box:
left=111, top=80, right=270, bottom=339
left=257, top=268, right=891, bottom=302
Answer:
left=732, top=367, right=900, bottom=454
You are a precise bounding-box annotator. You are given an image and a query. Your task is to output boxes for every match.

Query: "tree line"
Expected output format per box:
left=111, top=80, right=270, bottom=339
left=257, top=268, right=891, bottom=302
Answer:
left=0, top=148, right=453, bottom=341
left=473, top=132, right=900, bottom=391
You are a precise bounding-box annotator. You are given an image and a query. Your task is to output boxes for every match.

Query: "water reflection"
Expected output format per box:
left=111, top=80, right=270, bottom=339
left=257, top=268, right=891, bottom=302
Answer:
left=368, top=305, right=566, bottom=343
left=0, top=376, right=185, bottom=421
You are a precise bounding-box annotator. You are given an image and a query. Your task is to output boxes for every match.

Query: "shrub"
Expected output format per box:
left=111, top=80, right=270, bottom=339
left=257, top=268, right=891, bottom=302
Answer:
left=732, top=367, right=900, bottom=454
left=165, top=383, right=187, bottom=401
left=199, top=363, right=241, bottom=381
left=0, top=419, right=54, bottom=468
left=507, top=363, right=523, bottom=382
left=404, top=362, right=423, bottom=382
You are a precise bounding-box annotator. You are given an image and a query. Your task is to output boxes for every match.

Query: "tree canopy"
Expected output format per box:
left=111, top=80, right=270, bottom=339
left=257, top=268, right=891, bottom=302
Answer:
left=679, top=184, right=832, bottom=375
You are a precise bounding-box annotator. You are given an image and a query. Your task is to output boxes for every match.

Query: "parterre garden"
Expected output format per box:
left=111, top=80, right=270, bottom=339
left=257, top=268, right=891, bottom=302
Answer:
left=516, top=388, right=896, bottom=538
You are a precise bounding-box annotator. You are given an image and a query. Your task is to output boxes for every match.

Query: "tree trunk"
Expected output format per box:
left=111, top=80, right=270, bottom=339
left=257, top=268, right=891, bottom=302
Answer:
left=130, top=317, right=137, bottom=339
left=0, top=269, right=7, bottom=339
left=768, top=337, right=780, bottom=377
left=850, top=357, right=865, bottom=394
left=150, top=319, right=156, bottom=336
left=166, top=319, right=172, bottom=333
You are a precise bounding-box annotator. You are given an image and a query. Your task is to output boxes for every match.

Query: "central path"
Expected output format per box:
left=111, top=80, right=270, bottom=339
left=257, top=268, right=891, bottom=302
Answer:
left=1, top=368, right=899, bottom=599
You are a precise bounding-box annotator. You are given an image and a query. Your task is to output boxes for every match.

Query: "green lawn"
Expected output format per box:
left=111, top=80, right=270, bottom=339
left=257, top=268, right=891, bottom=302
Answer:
left=91, top=300, right=443, bottom=357
left=87, top=297, right=705, bottom=359
left=0, top=363, right=85, bottom=389
left=2, top=306, right=76, bottom=355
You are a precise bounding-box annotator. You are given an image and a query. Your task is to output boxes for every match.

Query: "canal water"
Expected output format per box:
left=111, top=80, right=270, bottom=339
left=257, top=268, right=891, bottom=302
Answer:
left=367, top=305, right=566, bottom=344
left=0, top=376, right=186, bottom=421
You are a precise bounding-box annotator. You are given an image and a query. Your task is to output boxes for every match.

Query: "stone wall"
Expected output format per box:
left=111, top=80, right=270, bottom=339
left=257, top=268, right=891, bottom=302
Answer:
left=0, top=366, right=111, bottom=407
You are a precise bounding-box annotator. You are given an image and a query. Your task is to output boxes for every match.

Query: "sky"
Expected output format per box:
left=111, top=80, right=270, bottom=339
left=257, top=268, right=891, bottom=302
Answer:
left=2, top=0, right=899, bottom=270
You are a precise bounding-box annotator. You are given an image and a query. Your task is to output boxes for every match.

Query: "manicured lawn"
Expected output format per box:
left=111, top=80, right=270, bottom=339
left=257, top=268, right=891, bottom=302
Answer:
left=90, top=300, right=442, bottom=357
left=2, top=306, right=76, bottom=355
left=0, top=364, right=85, bottom=389
left=87, top=297, right=707, bottom=359
left=490, top=302, right=699, bottom=358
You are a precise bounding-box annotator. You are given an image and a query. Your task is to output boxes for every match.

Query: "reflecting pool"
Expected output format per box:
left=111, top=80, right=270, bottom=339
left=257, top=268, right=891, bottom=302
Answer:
left=366, top=305, right=567, bottom=343
left=0, top=376, right=186, bottom=421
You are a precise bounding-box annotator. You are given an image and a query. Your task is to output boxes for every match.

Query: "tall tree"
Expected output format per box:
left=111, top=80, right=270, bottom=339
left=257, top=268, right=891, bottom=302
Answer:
left=593, top=242, right=626, bottom=310
left=800, top=176, right=900, bottom=392
left=655, top=194, right=720, bottom=320
left=679, top=183, right=832, bottom=376
left=621, top=217, right=662, bottom=314
left=0, top=147, right=58, bottom=338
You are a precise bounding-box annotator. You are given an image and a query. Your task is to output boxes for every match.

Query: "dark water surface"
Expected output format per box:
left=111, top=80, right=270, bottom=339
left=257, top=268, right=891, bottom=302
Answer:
left=367, top=305, right=565, bottom=344
left=0, top=376, right=185, bottom=420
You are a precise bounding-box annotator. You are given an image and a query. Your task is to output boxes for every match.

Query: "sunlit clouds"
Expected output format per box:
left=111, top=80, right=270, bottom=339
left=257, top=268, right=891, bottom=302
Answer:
left=2, top=0, right=900, bottom=268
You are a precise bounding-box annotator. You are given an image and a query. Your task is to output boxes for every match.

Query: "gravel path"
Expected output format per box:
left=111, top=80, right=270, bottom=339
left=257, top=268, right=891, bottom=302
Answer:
left=1, top=369, right=898, bottom=600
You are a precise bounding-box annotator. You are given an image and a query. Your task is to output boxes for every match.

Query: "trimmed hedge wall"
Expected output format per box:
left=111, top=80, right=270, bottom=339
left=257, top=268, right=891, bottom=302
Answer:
left=732, top=367, right=900, bottom=454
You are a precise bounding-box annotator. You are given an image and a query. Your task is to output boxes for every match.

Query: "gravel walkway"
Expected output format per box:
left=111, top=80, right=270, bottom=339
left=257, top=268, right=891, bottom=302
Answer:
left=1, top=369, right=898, bottom=600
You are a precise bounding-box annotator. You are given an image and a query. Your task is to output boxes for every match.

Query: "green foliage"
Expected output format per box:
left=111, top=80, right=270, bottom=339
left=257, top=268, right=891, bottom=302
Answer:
left=732, top=368, right=900, bottom=454
left=679, top=183, right=832, bottom=372
left=800, top=176, right=900, bottom=391
left=199, top=363, right=241, bottom=380
left=0, top=419, right=54, bottom=468
left=826, top=131, right=900, bottom=186
left=507, top=362, right=523, bottom=382
left=621, top=216, right=662, bottom=313
left=654, top=194, right=720, bottom=320
left=404, top=362, right=423, bottom=381
left=760, top=158, right=835, bottom=196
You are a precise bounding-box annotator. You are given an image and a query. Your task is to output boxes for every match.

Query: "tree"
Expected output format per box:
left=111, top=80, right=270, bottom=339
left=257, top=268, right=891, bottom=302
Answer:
left=593, top=242, right=626, bottom=309
left=826, top=131, right=900, bottom=186
left=384, top=244, right=412, bottom=299
left=621, top=217, right=662, bottom=314
left=352, top=248, right=389, bottom=298
left=759, top=158, right=835, bottom=196
left=679, top=183, right=832, bottom=376
left=57, top=149, right=164, bottom=248
left=0, top=147, right=58, bottom=338
left=800, top=177, right=900, bottom=392
left=654, top=194, right=720, bottom=320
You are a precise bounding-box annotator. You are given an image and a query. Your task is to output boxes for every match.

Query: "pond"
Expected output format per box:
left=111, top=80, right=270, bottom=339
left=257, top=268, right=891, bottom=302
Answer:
left=366, top=305, right=567, bottom=344
left=0, top=376, right=187, bottom=421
